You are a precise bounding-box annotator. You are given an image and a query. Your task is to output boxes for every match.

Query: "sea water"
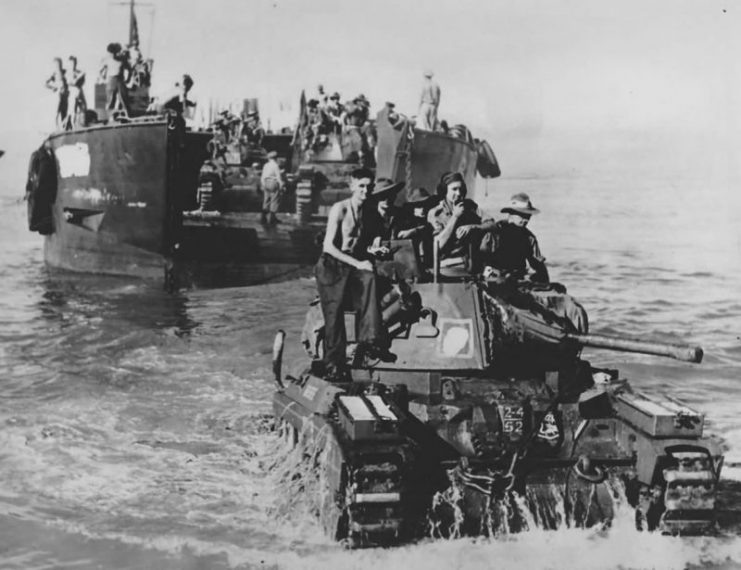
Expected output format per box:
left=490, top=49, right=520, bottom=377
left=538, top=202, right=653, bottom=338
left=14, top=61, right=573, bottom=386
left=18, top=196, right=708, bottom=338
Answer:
left=1, top=151, right=741, bottom=569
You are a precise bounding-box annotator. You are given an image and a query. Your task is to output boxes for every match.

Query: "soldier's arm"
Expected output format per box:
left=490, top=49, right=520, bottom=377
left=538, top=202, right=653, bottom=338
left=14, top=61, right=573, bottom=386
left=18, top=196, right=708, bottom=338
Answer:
left=456, top=204, right=494, bottom=239
left=476, top=208, right=497, bottom=232
left=429, top=206, right=459, bottom=252
left=528, top=234, right=549, bottom=283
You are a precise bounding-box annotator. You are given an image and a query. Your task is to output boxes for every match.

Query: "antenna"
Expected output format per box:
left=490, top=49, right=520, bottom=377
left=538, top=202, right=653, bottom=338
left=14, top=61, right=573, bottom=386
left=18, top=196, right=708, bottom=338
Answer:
left=110, top=0, right=154, bottom=51
left=147, top=6, right=156, bottom=60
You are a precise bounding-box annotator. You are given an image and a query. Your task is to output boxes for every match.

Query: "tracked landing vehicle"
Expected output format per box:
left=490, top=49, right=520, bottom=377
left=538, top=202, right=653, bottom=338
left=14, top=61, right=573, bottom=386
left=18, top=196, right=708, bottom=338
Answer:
left=271, top=242, right=723, bottom=547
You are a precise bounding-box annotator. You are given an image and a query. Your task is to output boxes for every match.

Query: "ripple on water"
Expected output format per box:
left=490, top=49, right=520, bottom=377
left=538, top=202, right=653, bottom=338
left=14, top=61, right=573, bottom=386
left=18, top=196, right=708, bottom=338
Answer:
left=1, top=178, right=741, bottom=567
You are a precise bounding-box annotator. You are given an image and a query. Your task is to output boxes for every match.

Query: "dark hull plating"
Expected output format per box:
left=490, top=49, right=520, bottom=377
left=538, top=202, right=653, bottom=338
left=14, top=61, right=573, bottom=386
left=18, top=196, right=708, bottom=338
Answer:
left=46, top=122, right=173, bottom=278
left=42, top=122, right=326, bottom=287
left=39, top=113, right=494, bottom=288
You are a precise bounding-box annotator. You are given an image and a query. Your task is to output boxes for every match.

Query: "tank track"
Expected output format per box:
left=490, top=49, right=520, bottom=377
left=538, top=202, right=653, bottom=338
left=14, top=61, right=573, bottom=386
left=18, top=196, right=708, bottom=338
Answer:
left=630, top=446, right=720, bottom=534
left=323, top=437, right=419, bottom=548
left=658, top=448, right=720, bottom=534
left=294, top=179, right=313, bottom=225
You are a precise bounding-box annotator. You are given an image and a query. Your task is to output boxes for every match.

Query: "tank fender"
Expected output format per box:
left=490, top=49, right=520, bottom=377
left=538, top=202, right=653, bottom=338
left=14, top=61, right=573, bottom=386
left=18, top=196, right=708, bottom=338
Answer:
left=281, top=373, right=346, bottom=416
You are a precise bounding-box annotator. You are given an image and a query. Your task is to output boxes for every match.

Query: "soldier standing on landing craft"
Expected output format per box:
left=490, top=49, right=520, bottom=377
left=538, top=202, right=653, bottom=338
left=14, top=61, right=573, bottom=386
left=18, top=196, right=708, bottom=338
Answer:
left=315, top=169, right=396, bottom=382
left=418, top=69, right=441, bottom=131
left=67, top=56, right=86, bottom=128
left=99, top=43, right=131, bottom=115
left=45, top=58, right=69, bottom=129
left=260, top=151, right=283, bottom=225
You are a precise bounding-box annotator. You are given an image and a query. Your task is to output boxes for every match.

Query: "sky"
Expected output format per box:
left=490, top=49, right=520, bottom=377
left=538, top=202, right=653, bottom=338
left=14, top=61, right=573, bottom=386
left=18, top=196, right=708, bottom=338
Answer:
left=0, top=0, right=740, bottom=189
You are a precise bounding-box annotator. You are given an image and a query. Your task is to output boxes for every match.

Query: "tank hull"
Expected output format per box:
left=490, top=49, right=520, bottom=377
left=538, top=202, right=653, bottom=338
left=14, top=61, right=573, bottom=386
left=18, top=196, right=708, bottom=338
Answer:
left=272, top=276, right=723, bottom=547
left=273, top=370, right=723, bottom=545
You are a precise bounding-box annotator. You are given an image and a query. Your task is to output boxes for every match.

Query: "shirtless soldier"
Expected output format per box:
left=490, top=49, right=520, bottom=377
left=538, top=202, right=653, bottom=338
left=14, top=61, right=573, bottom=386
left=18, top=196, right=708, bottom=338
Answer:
left=315, top=169, right=395, bottom=382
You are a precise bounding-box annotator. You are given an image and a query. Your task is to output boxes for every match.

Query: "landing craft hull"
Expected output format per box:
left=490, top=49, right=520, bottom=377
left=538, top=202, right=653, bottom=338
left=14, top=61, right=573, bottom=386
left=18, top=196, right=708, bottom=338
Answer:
left=36, top=107, right=499, bottom=288
left=40, top=122, right=325, bottom=287
left=376, top=122, right=479, bottom=200
left=46, top=122, right=167, bottom=278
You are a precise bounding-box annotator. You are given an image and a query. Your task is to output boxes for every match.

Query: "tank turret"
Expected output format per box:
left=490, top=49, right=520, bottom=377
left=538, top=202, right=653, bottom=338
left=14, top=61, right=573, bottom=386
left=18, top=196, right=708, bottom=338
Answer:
left=273, top=239, right=723, bottom=547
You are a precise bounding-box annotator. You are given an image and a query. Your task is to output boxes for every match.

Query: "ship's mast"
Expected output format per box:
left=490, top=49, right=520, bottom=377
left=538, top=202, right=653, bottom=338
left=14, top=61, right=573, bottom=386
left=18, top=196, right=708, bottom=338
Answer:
left=128, top=0, right=138, bottom=47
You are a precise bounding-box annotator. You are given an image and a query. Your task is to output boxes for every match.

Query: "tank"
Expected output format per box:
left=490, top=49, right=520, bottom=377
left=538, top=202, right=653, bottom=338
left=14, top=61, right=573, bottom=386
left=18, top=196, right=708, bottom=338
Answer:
left=271, top=240, right=723, bottom=547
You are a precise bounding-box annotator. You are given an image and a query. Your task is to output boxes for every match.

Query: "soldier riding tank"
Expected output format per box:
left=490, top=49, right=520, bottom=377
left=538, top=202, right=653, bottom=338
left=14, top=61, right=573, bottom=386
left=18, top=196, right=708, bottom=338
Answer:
left=271, top=240, right=724, bottom=547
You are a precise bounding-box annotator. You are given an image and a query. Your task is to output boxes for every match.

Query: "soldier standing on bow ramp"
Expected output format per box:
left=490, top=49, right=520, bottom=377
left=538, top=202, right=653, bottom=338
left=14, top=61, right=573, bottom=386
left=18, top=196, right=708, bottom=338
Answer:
left=418, top=69, right=441, bottom=131
left=260, top=151, right=284, bottom=226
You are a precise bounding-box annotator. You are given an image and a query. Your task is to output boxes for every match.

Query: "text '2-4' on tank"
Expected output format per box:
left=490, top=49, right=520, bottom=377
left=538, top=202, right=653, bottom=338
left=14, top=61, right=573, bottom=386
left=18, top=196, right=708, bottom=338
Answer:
left=24, top=1, right=499, bottom=289
left=271, top=241, right=723, bottom=548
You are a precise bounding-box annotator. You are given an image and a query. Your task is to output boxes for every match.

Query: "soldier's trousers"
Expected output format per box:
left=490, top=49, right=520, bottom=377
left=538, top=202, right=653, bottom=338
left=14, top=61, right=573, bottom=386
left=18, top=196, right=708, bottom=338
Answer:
left=314, top=253, right=385, bottom=368
left=418, top=103, right=438, bottom=131
left=261, top=179, right=281, bottom=213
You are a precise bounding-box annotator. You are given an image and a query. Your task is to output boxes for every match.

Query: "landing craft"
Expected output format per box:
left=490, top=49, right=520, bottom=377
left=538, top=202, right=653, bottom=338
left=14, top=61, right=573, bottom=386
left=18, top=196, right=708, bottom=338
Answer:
left=272, top=241, right=723, bottom=547
left=24, top=1, right=500, bottom=289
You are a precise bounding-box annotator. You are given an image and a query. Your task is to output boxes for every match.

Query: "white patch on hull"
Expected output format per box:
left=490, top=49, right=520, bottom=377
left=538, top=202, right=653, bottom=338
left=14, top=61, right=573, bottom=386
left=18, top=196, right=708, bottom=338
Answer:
left=56, top=142, right=91, bottom=178
left=69, top=187, right=114, bottom=205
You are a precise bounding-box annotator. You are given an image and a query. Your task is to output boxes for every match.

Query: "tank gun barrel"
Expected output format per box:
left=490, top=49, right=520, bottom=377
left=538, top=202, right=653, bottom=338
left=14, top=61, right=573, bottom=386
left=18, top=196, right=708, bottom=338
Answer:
left=567, top=333, right=703, bottom=363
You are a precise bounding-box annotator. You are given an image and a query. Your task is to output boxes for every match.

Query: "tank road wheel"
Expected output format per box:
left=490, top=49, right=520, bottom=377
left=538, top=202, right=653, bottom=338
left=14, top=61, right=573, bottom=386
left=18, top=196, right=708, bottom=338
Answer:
left=295, top=179, right=314, bottom=226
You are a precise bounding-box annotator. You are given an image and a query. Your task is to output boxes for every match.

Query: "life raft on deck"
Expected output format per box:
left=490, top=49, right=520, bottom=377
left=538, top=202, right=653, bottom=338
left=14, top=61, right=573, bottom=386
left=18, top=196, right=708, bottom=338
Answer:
left=476, top=139, right=501, bottom=178
left=25, top=144, right=58, bottom=235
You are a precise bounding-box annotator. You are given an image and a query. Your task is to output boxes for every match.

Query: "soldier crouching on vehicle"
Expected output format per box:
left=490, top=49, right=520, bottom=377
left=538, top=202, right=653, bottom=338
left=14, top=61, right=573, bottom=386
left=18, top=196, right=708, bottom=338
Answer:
left=428, top=171, right=495, bottom=271
left=478, top=192, right=549, bottom=283
left=315, top=169, right=396, bottom=382
left=478, top=192, right=588, bottom=333
left=362, top=178, right=406, bottom=240
left=399, top=187, right=437, bottom=267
